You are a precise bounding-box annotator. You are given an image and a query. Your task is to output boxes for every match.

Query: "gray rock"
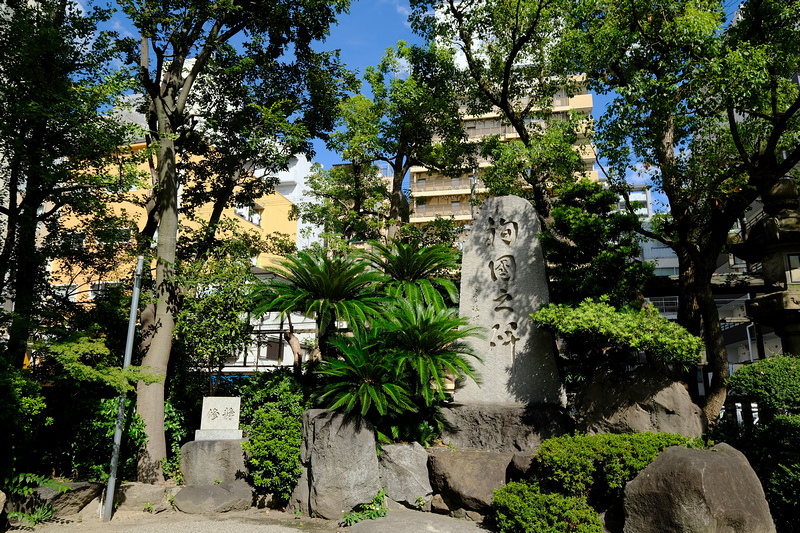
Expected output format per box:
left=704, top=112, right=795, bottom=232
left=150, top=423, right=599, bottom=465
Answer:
left=287, top=466, right=310, bottom=517
left=33, top=482, right=103, bottom=515
left=427, top=448, right=513, bottom=513
left=624, top=443, right=776, bottom=533
left=576, top=366, right=706, bottom=438
left=430, top=494, right=450, bottom=515
left=180, top=439, right=248, bottom=486
left=172, top=481, right=253, bottom=514
left=378, top=443, right=432, bottom=508
left=1, top=489, right=6, bottom=515
left=441, top=403, right=573, bottom=453
left=456, top=195, right=565, bottom=406
left=113, top=482, right=174, bottom=513
left=294, top=410, right=381, bottom=520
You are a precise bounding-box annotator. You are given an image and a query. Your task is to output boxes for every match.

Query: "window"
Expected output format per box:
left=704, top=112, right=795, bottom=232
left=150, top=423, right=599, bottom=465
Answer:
left=60, top=232, right=85, bottom=250
left=89, top=281, right=122, bottom=300
left=52, top=284, right=77, bottom=303
left=96, top=227, right=132, bottom=245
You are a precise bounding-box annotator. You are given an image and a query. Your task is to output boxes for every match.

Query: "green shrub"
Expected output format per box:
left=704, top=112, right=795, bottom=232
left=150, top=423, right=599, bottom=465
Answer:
left=339, top=489, right=387, bottom=526
left=492, top=482, right=602, bottom=533
left=240, top=370, right=310, bottom=505
left=70, top=398, right=146, bottom=481
left=533, top=432, right=703, bottom=507
left=532, top=299, right=703, bottom=373
left=764, top=459, right=800, bottom=533
left=727, top=354, right=800, bottom=420
left=722, top=356, right=800, bottom=533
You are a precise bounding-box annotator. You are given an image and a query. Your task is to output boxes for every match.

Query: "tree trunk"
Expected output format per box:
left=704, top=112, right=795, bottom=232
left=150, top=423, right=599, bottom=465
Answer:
left=6, top=200, right=44, bottom=369
left=696, top=267, right=729, bottom=426
left=136, top=132, right=179, bottom=483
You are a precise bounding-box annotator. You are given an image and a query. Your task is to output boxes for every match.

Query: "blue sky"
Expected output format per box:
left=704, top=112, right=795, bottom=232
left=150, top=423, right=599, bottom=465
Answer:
left=105, top=0, right=736, bottom=193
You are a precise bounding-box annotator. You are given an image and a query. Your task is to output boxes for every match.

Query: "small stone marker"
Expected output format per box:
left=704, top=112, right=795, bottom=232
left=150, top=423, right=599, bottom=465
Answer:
left=455, top=196, right=565, bottom=405
left=195, top=397, right=242, bottom=441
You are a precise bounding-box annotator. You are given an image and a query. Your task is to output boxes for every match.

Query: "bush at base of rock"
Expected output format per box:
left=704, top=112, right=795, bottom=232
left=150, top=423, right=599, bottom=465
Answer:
left=533, top=431, right=703, bottom=509
left=492, top=481, right=602, bottom=533
left=240, top=370, right=310, bottom=505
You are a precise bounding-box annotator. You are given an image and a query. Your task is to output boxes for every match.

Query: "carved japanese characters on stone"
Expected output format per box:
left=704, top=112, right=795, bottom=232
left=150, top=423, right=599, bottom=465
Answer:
left=457, top=195, right=565, bottom=405
left=486, top=217, right=519, bottom=247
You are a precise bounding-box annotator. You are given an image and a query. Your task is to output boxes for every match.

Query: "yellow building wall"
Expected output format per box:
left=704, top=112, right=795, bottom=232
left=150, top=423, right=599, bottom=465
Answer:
left=48, top=142, right=297, bottom=301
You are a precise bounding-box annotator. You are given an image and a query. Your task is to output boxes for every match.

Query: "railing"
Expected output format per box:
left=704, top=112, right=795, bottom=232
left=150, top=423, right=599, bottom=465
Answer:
left=411, top=178, right=484, bottom=193
left=412, top=204, right=473, bottom=218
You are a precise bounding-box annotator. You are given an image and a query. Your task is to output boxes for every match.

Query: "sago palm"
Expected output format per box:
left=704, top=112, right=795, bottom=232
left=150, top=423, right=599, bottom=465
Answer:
left=250, top=250, right=386, bottom=358
left=316, top=329, right=416, bottom=418
left=363, top=238, right=459, bottom=309
left=380, top=299, right=481, bottom=405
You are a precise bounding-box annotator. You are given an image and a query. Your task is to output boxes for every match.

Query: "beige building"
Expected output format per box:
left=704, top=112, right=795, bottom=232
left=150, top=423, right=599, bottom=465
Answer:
left=48, top=141, right=298, bottom=303
left=409, top=86, right=596, bottom=227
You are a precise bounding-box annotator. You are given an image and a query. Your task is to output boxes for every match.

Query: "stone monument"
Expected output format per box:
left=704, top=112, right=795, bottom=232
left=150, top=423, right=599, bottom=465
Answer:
left=455, top=195, right=565, bottom=406
left=195, top=396, right=242, bottom=440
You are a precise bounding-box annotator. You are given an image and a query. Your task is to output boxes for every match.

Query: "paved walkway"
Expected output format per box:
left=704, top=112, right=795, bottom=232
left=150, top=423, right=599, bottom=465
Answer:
left=30, top=509, right=490, bottom=533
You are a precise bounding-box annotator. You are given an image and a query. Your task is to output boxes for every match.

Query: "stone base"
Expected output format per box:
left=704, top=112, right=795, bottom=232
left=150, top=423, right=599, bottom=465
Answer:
left=440, top=403, right=573, bottom=454
left=180, top=439, right=247, bottom=486
left=195, top=429, right=243, bottom=441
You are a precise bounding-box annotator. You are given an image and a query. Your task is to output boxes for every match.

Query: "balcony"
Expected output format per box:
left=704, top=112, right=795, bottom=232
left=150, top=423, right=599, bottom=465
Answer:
left=411, top=203, right=473, bottom=220
left=411, top=177, right=485, bottom=194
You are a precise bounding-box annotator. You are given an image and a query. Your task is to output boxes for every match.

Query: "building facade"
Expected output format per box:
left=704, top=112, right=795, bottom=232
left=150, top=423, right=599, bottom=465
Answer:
left=408, top=85, right=596, bottom=227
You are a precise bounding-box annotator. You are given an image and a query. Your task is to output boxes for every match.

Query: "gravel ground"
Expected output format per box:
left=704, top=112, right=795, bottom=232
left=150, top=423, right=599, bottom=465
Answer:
left=26, top=509, right=341, bottom=533
left=25, top=508, right=490, bottom=533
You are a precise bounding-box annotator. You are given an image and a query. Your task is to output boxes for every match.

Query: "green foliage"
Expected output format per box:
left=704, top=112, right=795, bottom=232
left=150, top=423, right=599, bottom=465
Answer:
left=764, top=459, right=800, bottom=533
left=293, top=162, right=392, bottom=247
left=69, top=398, right=147, bottom=481
left=175, top=240, right=256, bottom=394
left=0, top=369, right=47, bottom=474
left=532, top=298, right=702, bottom=382
left=161, top=401, right=188, bottom=484
left=533, top=432, right=703, bottom=508
left=2, top=473, right=68, bottom=527
left=46, top=335, right=158, bottom=394
left=381, top=300, right=480, bottom=406
left=719, top=357, right=800, bottom=532
left=492, top=482, right=602, bottom=533
left=240, top=370, right=311, bottom=505
left=726, top=355, right=800, bottom=420
left=8, top=504, right=55, bottom=527
left=317, top=300, right=480, bottom=410
left=339, top=489, right=388, bottom=526
left=317, top=328, right=417, bottom=418
left=540, top=179, right=653, bottom=307
left=363, top=238, right=459, bottom=309
left=250, top=250, right=387, bottom=358
left=395, top=218, right=464, bottom=249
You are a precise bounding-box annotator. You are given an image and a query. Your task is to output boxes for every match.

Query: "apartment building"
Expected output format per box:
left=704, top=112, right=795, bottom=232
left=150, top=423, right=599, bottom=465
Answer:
left=408, top=85, right=596, bottom=227
left=47, top=140, right=300, bottom=304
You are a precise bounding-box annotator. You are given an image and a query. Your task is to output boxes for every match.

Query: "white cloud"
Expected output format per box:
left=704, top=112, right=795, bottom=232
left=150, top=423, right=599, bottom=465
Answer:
left=381, top=0, right=412, bottom=26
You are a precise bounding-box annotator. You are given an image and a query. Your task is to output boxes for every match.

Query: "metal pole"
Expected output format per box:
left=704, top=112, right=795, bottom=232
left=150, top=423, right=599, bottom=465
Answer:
left=103, top=256, right=145, bottom=522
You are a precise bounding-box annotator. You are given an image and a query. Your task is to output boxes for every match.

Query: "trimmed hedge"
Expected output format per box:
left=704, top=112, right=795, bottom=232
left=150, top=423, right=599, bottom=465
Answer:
left=533, top=432, right=703, bottom=507
left=492, top=482, right=602, bottom=533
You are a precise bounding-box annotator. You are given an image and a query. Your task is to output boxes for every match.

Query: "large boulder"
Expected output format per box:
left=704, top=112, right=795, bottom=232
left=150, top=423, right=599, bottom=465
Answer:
left=378, top=443, right=432, bottom=508
left=33, top=482, right=103, bottom=515
left=172, top=481, right=252, bottom=514
left=288, top=409, right=381, bottom=520
left=180, top=438, right=247, bottom=486
left=113, top=482, right=180, bottom=513
left=575, top=367, right=705, bottom=438
left=441, top=404, right=573, bottom=453
left=624, top=443, right=775, bottom=533
left=427, top=447, right=514, bottom=514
